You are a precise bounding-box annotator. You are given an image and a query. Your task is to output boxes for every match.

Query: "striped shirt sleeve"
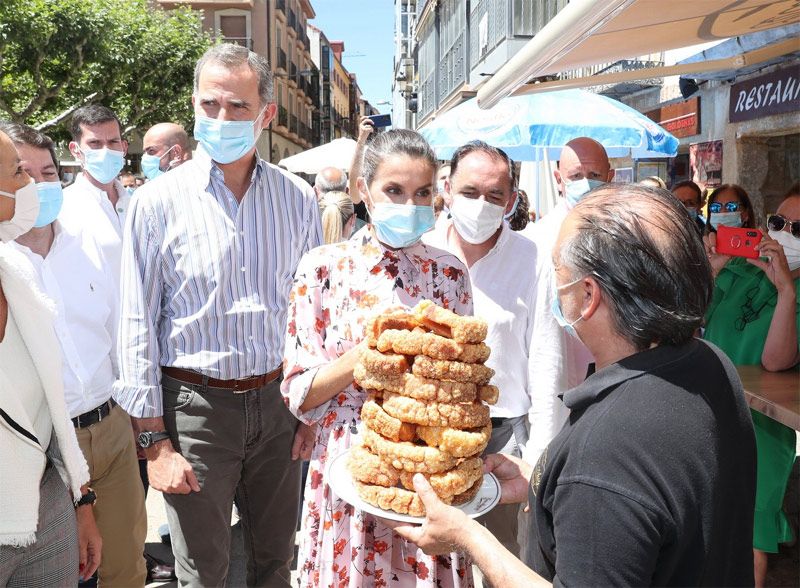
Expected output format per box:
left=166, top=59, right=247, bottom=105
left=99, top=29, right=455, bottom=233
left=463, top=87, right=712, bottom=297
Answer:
left=113, top=193, right=166, bottom=418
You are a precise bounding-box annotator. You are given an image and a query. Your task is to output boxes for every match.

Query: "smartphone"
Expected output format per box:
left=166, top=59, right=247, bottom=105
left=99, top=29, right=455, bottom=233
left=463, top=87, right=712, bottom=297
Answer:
left=367, top=113, right=392, bottom=128
left=716, top=226, right=763, bottom=259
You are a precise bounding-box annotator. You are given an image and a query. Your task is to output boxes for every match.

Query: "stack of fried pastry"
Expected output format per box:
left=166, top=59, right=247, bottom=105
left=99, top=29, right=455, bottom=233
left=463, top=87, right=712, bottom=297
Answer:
left=348, top=300, right=499, bottom=517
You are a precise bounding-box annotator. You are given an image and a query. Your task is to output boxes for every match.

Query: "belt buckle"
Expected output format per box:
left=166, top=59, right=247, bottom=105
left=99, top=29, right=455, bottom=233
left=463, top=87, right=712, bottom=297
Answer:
left=232, top=378, right=252, bottom=394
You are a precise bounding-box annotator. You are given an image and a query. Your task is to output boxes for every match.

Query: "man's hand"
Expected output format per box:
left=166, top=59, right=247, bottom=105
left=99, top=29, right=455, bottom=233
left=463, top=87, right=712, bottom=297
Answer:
left=703, top=232, right=731, bottom=278
left=357, top=116, right=374, bottom=145
left=386, top=474, right=471, bottom=555
left=76, top=505, right=102, bottom=580
left=484, top=453, right=533, bottom=505
left=292, top=422, right=316, bottom=460
left=146, top=442, right=200, bottom=494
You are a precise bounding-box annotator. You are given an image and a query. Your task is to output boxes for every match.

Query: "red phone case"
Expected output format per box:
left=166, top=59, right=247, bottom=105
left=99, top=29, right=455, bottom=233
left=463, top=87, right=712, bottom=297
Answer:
left=716, top=226, right=763, bottom=259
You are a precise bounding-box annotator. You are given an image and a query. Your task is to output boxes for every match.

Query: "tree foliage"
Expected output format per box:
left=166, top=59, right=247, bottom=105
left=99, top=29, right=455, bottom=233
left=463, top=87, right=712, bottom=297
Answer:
left=0, top=0, right=213, bottom=140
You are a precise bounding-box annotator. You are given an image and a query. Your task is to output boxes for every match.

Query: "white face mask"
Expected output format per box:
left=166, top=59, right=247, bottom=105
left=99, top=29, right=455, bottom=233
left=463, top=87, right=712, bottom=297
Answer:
left=769, top=229, right=800, bottom=272
left=0, top=180, right=39, bottom=242
left=449, top=195, right=505, bottom=245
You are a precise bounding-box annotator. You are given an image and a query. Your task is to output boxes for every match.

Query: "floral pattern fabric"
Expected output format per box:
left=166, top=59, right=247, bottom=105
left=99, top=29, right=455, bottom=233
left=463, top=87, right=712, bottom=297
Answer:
left=282, top=227, right=474, bottom=587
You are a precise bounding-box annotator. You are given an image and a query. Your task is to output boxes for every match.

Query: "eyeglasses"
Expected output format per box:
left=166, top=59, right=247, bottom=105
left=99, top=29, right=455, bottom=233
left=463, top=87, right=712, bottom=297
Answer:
left=709, top=201, right=740, bottom=213
left=767, top=214, right=800, bottom=238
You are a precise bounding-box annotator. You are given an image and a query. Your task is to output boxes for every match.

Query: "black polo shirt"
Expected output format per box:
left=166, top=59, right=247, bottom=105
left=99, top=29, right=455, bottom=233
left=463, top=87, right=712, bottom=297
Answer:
left=525, top=339, right=756, bottom=586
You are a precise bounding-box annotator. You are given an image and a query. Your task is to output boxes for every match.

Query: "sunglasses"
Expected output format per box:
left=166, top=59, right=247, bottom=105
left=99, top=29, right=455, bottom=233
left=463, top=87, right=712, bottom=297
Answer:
left=767, top=214, right=800, bottom=238
left=709, top=201, right=740, bottom=213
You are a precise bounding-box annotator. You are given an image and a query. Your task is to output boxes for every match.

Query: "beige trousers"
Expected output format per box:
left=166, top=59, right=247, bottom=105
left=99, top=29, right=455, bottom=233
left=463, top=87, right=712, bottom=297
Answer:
left=75, top=403, right=147, bottom=587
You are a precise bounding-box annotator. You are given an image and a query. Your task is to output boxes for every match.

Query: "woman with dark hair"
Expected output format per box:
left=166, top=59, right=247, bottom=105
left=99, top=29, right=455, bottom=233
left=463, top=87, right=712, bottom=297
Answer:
left=282, top=129, right=474, bottom=587
left=703, top=187, right=799, bottom=587
left=707, top=183, right=756, bottom=229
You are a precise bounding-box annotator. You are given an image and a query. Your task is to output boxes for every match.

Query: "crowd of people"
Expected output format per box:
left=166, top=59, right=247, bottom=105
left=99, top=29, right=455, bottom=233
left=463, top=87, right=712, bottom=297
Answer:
left=0, top=42, right=797, bottom=588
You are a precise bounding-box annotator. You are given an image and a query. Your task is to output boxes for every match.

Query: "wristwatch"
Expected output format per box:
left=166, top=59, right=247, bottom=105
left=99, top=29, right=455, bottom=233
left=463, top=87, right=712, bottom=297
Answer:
left=137, top=430, right=171, bottom=448
left=76, top=488, right=97, bottom=508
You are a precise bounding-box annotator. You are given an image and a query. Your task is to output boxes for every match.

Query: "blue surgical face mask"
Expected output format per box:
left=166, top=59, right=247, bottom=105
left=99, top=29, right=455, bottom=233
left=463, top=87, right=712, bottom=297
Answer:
left=563, top=177, right=605, bottom=208
left=33, top=181, right=63, bottom=228
left=141, top=145, right=177, bottom=180
left=710, top=211, right=743, bottom=229
left=80, top=147, right=125, bottom=185
left=365, top=187, right=434, bottom=248
left=194, top=104, right=268, bottom=164
left=551, top=275, right=585, bottom=339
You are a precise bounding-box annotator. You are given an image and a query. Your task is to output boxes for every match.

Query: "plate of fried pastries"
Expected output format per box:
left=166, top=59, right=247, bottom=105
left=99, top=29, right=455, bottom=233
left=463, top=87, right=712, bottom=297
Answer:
left=328, top=300, right=502, bottom=523
left=327, top=447, right=501, bottom=524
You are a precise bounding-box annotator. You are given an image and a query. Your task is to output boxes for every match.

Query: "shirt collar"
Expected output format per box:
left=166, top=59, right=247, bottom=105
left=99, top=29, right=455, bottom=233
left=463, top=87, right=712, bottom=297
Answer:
left=74, top=172, right=123, bottom=203
left=563, top=340, right=699, bottom=411
left=194, top=144, right=266, bottom=184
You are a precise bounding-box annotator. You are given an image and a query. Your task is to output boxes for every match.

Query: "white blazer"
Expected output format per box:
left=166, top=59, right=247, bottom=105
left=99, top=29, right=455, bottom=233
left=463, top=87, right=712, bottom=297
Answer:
left=0, top=243, right=89, bottom=547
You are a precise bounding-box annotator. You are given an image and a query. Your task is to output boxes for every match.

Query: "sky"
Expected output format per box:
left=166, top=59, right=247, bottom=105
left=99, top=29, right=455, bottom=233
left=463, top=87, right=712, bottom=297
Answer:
left=309, top=1, right=395, bottom=112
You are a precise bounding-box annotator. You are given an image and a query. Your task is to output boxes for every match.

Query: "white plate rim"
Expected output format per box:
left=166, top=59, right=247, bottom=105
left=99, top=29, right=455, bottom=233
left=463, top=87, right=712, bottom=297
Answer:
left=324, top=448, right=501, bottom=524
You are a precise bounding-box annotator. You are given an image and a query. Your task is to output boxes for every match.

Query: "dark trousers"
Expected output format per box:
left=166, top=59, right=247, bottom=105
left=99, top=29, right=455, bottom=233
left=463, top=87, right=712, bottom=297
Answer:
left=161, top=373, right=301, bottom=587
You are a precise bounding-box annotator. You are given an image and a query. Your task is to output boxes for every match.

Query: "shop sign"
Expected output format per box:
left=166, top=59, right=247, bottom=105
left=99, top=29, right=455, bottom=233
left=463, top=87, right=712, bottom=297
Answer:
left=729, top=65, right=800, bottom=123
left=645, top=97, right=700, bottom=138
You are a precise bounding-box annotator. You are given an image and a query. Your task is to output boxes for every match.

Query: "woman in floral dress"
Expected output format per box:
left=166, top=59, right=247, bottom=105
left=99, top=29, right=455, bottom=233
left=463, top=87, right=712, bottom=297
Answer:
left=282, top=130, right=474, bottom=587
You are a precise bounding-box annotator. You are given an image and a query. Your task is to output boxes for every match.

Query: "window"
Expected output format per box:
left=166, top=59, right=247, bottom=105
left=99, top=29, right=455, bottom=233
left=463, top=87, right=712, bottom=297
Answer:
left=215, top=9, right=251, bottom=49
left=469, top=0, right=507, bottom=64
left=417, top=15, right=436, bottom=118
left=438, top=0, right=467, bottom=102
left=512, top=0, right=567, bottom=37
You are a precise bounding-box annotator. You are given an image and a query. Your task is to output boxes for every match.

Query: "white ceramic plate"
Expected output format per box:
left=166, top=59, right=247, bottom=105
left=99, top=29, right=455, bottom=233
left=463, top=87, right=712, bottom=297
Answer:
left=325, top=448, right=501, bottom=524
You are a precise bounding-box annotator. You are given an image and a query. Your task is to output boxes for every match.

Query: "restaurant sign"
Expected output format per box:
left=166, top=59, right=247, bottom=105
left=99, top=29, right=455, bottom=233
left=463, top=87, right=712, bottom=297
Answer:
left=645, top=97, right=700, bottom=139
left=729, top=64, right=800, bottom=123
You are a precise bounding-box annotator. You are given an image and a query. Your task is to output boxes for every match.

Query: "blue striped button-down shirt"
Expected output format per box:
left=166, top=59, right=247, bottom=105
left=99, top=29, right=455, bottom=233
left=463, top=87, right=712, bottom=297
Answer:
left=114, top=150, right=323, bottom=417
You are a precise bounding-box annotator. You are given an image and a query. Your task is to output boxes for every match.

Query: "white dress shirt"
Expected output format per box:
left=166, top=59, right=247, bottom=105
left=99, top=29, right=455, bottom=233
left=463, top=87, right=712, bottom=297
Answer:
left=520, top=199, right=595, bottom=389
left=424, top=221, right=568, bottom=464
left=11, top=222, right=118, bottom=418
left=61, top=172, right=130, bottom=285
left=115, top=149, right=323, bottom=418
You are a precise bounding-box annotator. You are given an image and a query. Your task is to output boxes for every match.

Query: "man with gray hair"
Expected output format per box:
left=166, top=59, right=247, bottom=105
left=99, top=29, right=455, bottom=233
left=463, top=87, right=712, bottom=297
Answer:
left=392, top=184, right=757, bottom=586
left=313, top=166, right=347, bottom=199
left=115, top=43, right=323, bottom=586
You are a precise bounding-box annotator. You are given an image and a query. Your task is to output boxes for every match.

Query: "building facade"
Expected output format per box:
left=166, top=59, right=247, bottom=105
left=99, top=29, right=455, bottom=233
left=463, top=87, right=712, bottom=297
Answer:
left=620, top=30, right=800, bottom=225
left=156, top=0, right=319, bottom=162
left=392, top=0, right=418, bottom=129
left=414, top=0, right=570, bottom=127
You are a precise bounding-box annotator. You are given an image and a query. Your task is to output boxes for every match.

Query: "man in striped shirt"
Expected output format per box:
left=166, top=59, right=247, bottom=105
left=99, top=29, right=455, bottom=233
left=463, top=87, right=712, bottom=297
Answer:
left=115, top=44, right=323, bottom=586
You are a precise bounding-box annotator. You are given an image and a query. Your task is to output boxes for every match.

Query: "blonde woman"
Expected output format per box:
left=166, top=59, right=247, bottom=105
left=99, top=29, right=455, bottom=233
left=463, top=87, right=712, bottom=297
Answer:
left=319, top=190, right=355, bottom=244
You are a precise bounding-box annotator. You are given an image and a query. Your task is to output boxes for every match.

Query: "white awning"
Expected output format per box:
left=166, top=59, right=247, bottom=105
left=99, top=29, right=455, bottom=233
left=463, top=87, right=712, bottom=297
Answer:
left=476, top=0, right=800, bottom=109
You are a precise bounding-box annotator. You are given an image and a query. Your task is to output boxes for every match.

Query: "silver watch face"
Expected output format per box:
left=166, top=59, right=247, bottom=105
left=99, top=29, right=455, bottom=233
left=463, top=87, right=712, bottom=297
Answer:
left=137, top=432, right=151, bottom=448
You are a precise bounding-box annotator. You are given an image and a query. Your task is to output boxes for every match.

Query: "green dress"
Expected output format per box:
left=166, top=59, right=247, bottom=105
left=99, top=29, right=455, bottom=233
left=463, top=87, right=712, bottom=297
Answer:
left=705, top=257, right=799, bottom=553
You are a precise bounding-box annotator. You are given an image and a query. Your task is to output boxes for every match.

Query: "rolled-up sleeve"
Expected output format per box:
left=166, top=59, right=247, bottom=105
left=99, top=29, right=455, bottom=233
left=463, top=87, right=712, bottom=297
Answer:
left=281, top=251, right=333, bottom=425
left=113, top=194, right=165, bottom=418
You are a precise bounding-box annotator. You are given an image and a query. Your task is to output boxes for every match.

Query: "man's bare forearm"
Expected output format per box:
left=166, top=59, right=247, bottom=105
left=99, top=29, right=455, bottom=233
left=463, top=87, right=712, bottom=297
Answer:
left=459, top=521, right=551, bottom=587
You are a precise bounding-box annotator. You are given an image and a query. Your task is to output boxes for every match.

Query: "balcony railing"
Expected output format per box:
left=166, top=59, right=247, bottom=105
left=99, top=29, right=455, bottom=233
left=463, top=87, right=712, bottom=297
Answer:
left=290, top=114, right=299, bottom=136
left=290, top=63, right=298, bottom=78
left=277, top=105, right=288, bottom=128
left=288, top=9, right=296, bottom=30
left=277, top=48, right=287, bottom=72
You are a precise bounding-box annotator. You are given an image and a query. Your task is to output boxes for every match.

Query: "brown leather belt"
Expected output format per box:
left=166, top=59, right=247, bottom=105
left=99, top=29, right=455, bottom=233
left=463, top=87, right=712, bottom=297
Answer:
left=161, top=366, right=282, bottom=392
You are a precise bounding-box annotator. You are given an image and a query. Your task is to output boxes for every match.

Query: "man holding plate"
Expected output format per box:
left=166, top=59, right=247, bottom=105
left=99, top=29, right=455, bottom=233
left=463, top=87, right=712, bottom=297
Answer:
left=390, top=184, right=757, bottom=586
